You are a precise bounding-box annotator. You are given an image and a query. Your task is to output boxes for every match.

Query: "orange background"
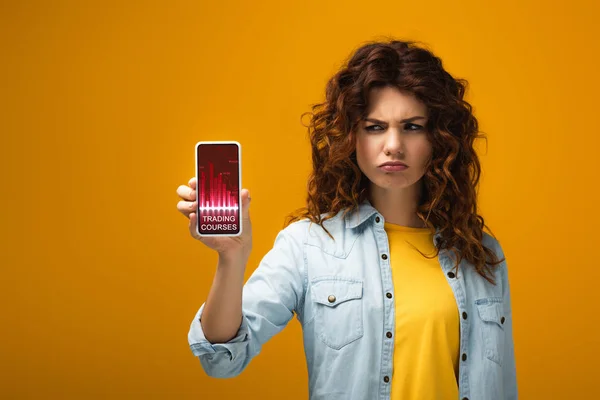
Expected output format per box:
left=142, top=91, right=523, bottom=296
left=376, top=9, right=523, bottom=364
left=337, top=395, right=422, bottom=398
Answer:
left=2, top=1, right=599, bottom=399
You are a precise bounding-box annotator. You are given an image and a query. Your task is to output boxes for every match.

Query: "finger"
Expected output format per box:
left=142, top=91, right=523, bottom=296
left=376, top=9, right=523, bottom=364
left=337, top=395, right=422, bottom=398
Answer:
left=189, top=177, right=197, bottom=190
left=177, top=200, right=196, bottom=216
left=177, top=185, right=196, bottom=201
left=240, top=188, right=251, bottom=224
left=189, top=212, right=201, bottom=239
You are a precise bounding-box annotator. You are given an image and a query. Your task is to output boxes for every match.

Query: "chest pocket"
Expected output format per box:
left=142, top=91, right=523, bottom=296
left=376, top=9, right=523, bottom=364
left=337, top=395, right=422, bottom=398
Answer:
left=476, top=297, right=506, bottom=366
left=311, top=277, right=364, bottom=350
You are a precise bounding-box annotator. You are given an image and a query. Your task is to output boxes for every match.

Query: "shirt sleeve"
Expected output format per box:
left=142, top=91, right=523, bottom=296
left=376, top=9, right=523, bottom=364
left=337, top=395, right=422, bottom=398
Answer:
left=187, top=227, right=305, bottom=378
left=499, top=242, right=518, bottom=399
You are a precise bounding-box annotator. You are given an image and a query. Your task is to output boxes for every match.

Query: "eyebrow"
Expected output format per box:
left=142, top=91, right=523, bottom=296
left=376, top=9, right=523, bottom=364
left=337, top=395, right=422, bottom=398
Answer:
left=364, top=116, right=427, bottom=124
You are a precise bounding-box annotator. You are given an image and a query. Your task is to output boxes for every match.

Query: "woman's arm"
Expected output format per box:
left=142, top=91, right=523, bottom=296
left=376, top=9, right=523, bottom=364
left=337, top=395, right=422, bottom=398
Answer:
left=201, top=253, right=248, bottom=344
left=188, top=228, right=305, bottom=378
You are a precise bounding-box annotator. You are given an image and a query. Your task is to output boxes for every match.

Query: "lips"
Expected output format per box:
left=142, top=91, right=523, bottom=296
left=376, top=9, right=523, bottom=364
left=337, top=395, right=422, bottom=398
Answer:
left=379, top=161, right=408, bottom=167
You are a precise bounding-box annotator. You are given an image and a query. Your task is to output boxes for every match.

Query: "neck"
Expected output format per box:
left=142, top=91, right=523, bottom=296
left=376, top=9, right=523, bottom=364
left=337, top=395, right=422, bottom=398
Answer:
left=368, top=182, right=426, bottom=228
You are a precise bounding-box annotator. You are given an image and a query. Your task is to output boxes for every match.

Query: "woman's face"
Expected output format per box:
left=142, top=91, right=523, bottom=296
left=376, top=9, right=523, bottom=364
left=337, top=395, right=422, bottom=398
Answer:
left=355, top=86, right=433, bottom=194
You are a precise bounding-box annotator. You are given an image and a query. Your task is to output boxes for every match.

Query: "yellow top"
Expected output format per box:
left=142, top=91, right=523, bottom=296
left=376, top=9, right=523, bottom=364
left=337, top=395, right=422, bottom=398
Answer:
left=384, top=222, right=460, bottom=400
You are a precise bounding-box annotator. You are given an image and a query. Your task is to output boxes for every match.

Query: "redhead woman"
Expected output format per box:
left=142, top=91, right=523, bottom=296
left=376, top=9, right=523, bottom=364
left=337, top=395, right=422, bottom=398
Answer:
left=176, top=39, right=517, bottom=400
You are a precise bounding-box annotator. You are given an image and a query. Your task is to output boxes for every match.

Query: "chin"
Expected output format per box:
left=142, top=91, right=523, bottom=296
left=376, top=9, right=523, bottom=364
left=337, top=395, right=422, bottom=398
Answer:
left=373, top=180, right=414, bottom=191
left=370, top=174, right=421, bottom=191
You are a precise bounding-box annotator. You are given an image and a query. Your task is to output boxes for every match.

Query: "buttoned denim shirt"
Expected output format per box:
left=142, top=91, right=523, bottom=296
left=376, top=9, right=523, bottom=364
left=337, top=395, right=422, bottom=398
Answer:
left=188, top=200, right=518, bottom=400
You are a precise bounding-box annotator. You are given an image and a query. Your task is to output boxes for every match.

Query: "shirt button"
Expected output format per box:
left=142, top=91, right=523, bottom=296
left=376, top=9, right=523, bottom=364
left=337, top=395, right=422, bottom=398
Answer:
left=386, top=292, right=393, bottom=299
left=386, top=332, right=393, bottom=338
left=328, top=295, right=336, bottom=303
left=375, top=216, right=381, bottom=223
left=447, top=271, right=456, bottom=278
left=462, top=312, right=468, bottom=320
left=501, top=316, right=505, bottom=324
left=383, top=376, right=390, bottom=383
left=462, top=353, right=467, bottom=362
left=381, top=254, right=388, bottom=260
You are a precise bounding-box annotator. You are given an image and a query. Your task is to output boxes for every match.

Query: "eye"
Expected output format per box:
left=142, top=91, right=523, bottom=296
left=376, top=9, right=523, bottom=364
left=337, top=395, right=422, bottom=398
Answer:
left=405, top=123, right=423, bottom=131
left=365, top=125, right=384, bottom=132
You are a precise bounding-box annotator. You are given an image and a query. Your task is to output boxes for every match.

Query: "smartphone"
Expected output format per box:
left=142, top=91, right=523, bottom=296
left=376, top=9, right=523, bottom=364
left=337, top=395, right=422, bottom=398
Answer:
left=195, top=141, right=242, bottom=237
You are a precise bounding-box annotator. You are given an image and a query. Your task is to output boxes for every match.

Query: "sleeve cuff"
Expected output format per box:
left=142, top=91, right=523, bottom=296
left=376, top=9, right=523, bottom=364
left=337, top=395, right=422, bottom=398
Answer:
left=187, top=303, right=250, bottom=360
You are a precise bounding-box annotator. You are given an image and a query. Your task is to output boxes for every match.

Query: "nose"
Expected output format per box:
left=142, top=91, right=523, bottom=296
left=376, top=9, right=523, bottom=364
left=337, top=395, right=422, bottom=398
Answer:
left=382, top=129, right=404, bottom=155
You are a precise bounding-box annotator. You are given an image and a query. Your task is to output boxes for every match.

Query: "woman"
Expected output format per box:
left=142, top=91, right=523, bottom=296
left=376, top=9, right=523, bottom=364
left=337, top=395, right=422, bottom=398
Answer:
left=176, top=39, right=517, bottom=400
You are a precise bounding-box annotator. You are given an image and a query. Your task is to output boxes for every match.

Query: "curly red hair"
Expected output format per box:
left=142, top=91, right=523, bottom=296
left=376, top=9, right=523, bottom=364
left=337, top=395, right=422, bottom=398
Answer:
left=285, top=39, right=504, bottom=284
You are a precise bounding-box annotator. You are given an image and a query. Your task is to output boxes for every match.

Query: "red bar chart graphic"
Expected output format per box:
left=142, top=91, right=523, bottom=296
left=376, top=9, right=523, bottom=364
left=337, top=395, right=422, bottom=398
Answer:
left=199, top=163, right=239, bottom=210
left=197, top=143, right=240, bottom=235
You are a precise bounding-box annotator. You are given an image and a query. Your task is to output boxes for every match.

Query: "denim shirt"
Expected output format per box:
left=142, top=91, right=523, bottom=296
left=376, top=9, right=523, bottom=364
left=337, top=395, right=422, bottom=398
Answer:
left=188, top=200, right=518, bottom=400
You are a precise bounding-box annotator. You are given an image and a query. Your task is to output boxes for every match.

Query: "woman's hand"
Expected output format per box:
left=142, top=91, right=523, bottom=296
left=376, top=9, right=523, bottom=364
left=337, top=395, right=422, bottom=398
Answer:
left=176, top=177, right=253, bottom=262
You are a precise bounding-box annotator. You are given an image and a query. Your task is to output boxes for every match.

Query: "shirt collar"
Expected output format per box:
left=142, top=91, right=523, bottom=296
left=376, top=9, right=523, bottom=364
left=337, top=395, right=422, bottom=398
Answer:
left=343, top=199, right=379, bottom=229
left=343, top=198, right=443, bottom=248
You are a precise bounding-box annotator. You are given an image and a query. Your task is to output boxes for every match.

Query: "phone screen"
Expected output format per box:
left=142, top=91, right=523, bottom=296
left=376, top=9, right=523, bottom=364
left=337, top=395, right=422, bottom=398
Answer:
left=196, top=142, right=241, bottom=236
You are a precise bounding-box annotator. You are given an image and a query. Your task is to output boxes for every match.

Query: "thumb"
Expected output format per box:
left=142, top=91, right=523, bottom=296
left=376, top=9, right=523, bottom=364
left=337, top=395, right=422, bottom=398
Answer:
left=240, top=188, right=251, bottom=223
